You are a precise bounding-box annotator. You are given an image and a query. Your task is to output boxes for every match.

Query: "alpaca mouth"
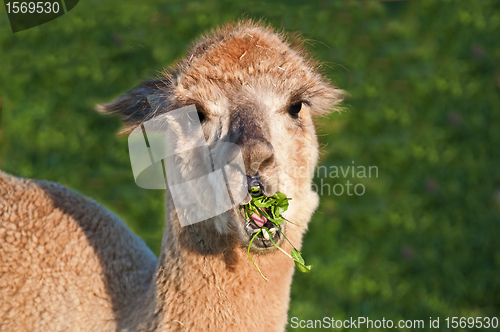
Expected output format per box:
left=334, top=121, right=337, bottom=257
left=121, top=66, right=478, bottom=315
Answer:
left=236, top=176, right=285, bottom=252
left=241, top=208, right=285, bottom=252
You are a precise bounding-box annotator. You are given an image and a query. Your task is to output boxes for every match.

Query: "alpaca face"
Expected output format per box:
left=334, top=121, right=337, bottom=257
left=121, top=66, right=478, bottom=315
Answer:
left=99, top=22, right=341, bottom=253
left=175, top=85, right=322, bottom=253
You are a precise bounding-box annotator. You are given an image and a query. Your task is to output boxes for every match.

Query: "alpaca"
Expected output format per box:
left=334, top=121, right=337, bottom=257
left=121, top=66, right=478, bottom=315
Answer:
left=0, top=21, right=342, bottom=331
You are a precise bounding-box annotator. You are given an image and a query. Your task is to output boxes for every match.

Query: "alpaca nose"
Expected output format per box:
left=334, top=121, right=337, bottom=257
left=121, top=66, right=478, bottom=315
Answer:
left=241, top=139, right=275, bottom=175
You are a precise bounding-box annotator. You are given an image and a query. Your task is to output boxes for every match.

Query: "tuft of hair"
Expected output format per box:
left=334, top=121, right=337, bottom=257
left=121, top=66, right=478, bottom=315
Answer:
left=95, top=79, right=171, bottom=134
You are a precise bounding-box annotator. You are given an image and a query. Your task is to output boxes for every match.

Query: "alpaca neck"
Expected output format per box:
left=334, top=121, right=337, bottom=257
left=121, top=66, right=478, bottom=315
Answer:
left=128, top=196, right=297, bottom=332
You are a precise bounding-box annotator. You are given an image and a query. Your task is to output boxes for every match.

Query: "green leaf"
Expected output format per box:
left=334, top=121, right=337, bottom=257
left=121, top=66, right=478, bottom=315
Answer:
left=273, top=192, right=287, bottom=202
left=291, top=248, right=312, bottom=273
left=270, top=205, right=278, bottom=218
left=272, top=216, right=284, bottom=225
left=254, top=199, right=272, bottom=208
left=295, top=261, right=312, bottom=273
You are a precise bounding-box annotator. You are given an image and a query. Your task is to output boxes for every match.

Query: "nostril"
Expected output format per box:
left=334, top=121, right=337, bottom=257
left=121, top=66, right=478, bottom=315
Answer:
left=247, top=176, right=262, bottom=196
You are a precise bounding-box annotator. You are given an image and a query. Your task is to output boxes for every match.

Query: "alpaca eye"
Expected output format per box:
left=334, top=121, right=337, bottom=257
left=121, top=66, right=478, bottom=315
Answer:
left=195, top=104, right=206, bottom=123
left=288, top=102, right=302, bottom=119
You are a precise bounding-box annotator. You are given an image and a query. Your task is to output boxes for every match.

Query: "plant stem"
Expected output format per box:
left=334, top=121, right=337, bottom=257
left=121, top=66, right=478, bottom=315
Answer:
left=247, top=230, right=268, bottom=282
left=263, top=229, right=293, bottom=260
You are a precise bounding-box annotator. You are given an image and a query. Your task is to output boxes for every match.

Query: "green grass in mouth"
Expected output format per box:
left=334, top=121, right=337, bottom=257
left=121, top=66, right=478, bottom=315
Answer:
left=240, top=190, right=312, bottom=281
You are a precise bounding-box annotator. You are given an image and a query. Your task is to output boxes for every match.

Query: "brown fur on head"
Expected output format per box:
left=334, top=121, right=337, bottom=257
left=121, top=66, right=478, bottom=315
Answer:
left=98, top=20, right=343, bottom=253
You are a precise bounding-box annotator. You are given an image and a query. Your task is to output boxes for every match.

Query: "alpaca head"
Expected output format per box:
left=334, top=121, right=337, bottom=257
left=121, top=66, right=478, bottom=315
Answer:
left=99, top=21, right=342, bottom=253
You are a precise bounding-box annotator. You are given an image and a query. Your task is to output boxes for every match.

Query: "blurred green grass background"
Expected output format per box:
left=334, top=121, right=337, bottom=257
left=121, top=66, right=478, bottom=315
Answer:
left=1, top=0, right=499, bottom=330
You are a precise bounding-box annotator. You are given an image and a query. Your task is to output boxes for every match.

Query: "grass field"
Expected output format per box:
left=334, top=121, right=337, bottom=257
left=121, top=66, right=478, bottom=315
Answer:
left=1, top=0, right=499, bottom=330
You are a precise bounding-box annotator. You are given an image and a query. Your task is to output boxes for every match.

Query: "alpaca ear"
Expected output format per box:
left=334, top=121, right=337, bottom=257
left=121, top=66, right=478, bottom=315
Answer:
left=97, top=79, right=170, bottom=133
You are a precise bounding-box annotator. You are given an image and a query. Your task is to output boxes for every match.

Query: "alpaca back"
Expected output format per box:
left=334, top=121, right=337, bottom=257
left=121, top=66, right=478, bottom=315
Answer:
left=0, top=171, right=157, bottom=332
